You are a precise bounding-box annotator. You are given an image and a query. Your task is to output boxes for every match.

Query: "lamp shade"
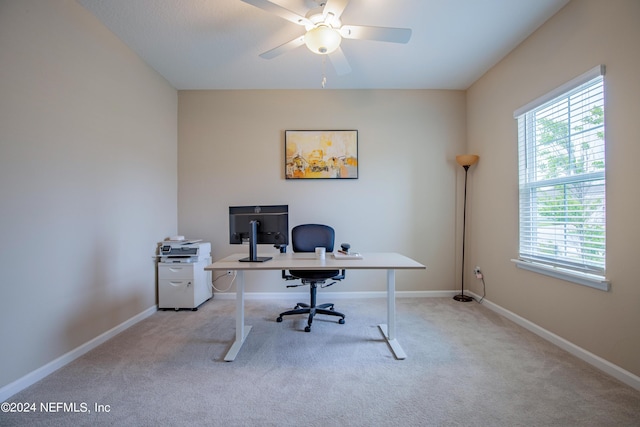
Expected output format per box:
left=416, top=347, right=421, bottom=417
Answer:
left=304, top=25, right=341, bottom=54
left=456, top=154, right=479, bottom=167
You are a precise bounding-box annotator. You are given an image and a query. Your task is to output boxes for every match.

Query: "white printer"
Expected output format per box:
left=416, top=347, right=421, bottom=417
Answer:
left=158, top=239, right=210, bottom=262
left=157, top=240, right=212, bottom=310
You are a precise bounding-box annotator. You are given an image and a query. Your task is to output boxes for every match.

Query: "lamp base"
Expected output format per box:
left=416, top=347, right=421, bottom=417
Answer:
left=453, top=294, right=473, bottom=302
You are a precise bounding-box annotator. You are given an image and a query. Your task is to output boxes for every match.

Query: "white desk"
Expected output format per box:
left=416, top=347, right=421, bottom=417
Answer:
left=205, top=252, right=426, bottom=361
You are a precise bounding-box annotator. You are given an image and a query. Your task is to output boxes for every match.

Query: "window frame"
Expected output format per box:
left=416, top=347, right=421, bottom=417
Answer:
left=512, top=65, right=610, bottom=291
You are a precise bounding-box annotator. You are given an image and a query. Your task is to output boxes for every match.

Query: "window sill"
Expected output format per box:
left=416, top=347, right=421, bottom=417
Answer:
left=511, top=259, right=610, bottom=292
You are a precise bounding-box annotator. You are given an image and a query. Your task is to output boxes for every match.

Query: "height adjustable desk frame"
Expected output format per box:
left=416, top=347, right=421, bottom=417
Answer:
left=206, top=252, right=426, bottom=361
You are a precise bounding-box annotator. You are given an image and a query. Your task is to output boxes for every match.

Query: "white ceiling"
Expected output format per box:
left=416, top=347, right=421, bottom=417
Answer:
left=77, top=0, right=569, bottom=90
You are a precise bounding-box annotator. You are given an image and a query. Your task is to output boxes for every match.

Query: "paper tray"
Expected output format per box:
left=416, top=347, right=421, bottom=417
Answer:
left=332, top=251, right=363, bottom=259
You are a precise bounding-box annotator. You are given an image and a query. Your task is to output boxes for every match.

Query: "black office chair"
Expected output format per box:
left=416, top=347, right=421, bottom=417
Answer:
left=277, top=224, right=346, bottom=332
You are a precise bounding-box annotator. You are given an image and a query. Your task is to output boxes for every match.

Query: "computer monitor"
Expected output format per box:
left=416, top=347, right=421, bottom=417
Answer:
left=229, top=205, right=289, bottom=262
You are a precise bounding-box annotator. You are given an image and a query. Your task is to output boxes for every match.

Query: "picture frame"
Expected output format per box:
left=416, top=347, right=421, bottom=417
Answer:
left=285, top=130, right=358, bottom=179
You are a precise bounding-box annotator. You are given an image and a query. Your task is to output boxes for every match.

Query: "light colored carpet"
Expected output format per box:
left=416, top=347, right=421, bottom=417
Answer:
left=3, top=297, right=640, bottom=426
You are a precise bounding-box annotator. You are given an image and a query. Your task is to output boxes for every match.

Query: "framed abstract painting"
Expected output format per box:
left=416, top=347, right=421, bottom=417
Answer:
left=285, top=130, right=358, bottom=179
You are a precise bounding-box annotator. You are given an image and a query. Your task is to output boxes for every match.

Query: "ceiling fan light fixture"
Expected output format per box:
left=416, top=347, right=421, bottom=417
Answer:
left=304, top=25, right=341, bottom=54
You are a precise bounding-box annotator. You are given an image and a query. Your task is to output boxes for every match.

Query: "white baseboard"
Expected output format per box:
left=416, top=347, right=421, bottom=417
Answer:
left=0, top=305, right=157, bottom=402
left=214, top=290, right=458, bottom=300
left=469, top=291, right=640, bottom=392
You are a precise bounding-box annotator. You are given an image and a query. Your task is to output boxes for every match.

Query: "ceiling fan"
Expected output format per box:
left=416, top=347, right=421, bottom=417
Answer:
left=241, top=0, right=412, bottom=75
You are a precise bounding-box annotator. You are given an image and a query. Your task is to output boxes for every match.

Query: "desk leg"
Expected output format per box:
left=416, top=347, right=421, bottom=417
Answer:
left=378, top=269, right=406, bottom=360
left=224, top=270, right=251, bottom=361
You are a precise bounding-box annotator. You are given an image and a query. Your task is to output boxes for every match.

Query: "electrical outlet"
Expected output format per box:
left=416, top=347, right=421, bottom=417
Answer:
left=474, top=266, right=483, bottom=279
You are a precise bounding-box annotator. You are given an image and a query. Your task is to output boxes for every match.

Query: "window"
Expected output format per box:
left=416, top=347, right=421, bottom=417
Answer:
left=513, top=65, right=609, bottom=291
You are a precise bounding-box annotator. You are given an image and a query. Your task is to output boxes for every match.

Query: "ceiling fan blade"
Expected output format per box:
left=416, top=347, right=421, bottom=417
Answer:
left=322, top=0, right=350, bottom=20
left=328, top=47, right=351, bottom=75
left=340, top=25, right=412, bottom=43
left=259, top=35, right=306, bottom=59
left=241, top=0, right=310, bottom=26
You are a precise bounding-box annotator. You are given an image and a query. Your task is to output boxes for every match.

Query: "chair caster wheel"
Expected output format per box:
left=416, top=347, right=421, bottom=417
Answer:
left=339, top=318, right=345, bottom=324
left=276, top=317, right=283, bottom=322
left=304, top=326, right=311, bottom=332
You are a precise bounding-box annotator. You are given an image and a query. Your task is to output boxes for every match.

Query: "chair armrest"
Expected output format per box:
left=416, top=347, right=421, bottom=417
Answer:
left=333, top=269, right=346, bottom=281
left=282, top=270, right=297, bottom=281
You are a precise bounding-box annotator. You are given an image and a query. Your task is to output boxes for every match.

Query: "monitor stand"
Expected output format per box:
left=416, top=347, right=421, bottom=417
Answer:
left=239, top=220, right=272, bottom=262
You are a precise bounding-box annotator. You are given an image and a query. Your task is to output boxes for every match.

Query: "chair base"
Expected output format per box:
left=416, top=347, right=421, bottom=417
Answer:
left=277, top=302, right=345, bottom=332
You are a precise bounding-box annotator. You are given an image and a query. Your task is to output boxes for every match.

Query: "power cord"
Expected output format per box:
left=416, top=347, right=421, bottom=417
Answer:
left=474, top=268, right=486, bottom=303
left=211, top=271, right=236, bottom=293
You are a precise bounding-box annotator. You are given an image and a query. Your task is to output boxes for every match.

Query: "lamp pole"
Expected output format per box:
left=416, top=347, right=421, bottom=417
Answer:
left=454, top=164, right=473, bottom=302
left=454, top=154, right=478, bottom=302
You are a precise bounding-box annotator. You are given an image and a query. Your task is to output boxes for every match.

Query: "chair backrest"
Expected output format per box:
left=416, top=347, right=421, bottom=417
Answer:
left=291, top=224, right=335, bottom=253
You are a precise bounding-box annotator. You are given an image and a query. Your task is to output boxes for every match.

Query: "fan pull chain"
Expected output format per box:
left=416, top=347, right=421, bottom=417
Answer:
left=321, top=55, right=327, bottom=88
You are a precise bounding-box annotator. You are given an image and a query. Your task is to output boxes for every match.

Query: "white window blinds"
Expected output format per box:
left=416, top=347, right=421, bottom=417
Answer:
left=515, top=66, right=606, bottom=279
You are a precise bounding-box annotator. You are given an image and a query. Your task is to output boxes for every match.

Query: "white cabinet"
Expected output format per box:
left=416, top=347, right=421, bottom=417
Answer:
left=158, top=259, right=212, bottom=310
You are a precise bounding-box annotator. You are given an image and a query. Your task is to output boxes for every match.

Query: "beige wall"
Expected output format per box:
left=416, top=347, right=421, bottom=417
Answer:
left=3, top=0, right=638, bottom=398
left=466, top=0, right=640, bottom=377
left=178, top=90, right=466, bottom=293
left=0, top=1, right=178, bottom=389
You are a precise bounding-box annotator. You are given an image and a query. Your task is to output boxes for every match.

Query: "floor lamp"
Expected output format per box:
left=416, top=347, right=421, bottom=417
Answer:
left=454, top=154, right=479, bottom=302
